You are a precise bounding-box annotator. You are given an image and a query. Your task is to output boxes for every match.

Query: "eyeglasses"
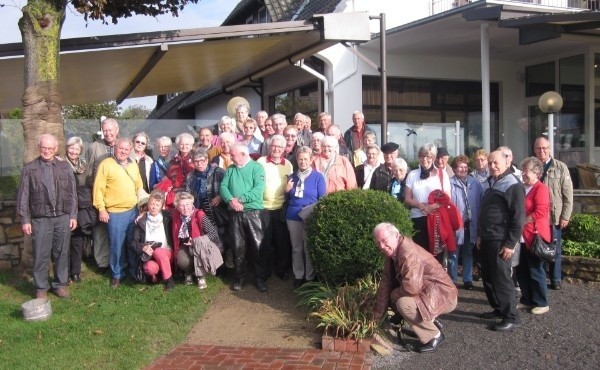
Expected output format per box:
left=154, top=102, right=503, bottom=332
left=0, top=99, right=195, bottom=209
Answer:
left=535, top=146, right=550, bottom=151
left=193, top=158, right=208, bottom=163
left=135, top=140, right=146, bottom=145
left=418, top=155, right=433, bottom=160
left=284, top=134, right=297, bottom=138
left=39, top=146, right=56, bottom=152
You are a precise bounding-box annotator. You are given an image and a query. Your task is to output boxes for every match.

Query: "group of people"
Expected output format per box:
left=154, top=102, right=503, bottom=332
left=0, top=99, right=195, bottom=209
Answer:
left=372, top=137, right=573, bottom=353
left=18, top=107, right=573, bottom=354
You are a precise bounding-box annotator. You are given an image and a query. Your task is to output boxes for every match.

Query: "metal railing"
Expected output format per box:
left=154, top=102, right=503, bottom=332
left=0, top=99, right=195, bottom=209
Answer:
left=431, top=0, right=593, bottom=15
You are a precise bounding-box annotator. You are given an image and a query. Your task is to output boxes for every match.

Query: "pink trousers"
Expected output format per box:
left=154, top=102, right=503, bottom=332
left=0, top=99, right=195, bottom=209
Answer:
left=143, top=248, right=173, bottom=281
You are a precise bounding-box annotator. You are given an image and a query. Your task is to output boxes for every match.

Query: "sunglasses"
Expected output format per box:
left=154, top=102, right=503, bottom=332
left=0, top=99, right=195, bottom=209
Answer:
left=135, top=140, right=146, bottom=145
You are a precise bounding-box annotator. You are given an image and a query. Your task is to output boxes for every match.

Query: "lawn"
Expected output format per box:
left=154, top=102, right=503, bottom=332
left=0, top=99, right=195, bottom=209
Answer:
left=0, top=265, right=225, bottom=369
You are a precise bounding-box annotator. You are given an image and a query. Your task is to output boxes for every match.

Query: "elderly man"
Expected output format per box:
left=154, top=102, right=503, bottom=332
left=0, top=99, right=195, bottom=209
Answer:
left=317, top=112, right=333, bottom=133
left=196, top=127, right=221, bottom=161
left=369, top=142, right=400, bottom=192
left=435, top=147, right=454, bottom=178
left=534, top=137, right=573, bottom=290
left=93, top=138, right=143, bottom=288
left=477, top=150, right=525, bottom=331
left=18, top=134, right=78, bottom=299
left=261, top=113, right=287, bottom=156
left=257, top=135, right=294, bottom=281
left=255, top=110, right=269, bottom=141
left=498, top=146, right=522, bottom=180
left=373, top=223, right=457, bottom=353
left=220, top=144, right=268, bottom=292
left=343, top=111, right=377, bottom=165
left=86, top=117, right=119, bottom=274
left=326, top=124, right=351, bottom=161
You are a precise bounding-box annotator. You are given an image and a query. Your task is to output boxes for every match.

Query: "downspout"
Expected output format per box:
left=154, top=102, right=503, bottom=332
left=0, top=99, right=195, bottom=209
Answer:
left=295, top=59, right=330, bottom=113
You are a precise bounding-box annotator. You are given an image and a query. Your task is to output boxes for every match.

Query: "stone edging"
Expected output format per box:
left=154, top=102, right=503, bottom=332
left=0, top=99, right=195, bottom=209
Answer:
left=562, top=255, right=600, bottom=286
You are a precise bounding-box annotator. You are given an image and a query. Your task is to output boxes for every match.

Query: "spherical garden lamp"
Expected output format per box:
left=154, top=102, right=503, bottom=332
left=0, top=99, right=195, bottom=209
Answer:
left=538, top=91, right=563, bottom=158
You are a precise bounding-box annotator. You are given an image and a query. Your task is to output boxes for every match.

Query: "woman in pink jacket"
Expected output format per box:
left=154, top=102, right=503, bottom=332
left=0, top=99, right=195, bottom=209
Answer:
left=516, top=157, right=551, bottom=315
left=312, top=135, right=357, bottom=193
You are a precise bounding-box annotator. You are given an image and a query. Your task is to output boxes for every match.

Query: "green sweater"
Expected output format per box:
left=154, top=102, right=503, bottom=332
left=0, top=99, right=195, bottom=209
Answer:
left=220, top=160, right=265, bottom=211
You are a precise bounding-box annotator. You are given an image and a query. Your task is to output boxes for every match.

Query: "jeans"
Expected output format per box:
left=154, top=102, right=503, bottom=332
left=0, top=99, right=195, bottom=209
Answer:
left=447, top=250, right=458, bottom=283
left=459, top=226, right=475, bottom=283
left=107, top=207, right=138, bottom=279
left=548, top=225, right=562, bottom=284
left=516, top=243, right=548, bottom=307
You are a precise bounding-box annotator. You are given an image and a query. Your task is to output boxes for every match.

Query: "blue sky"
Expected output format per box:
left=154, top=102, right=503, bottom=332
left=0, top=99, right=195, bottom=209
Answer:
left=0, top=0, right=240, bottom=109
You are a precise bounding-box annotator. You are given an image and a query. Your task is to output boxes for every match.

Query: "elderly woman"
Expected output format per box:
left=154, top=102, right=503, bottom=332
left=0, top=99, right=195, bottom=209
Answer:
left=167, top=133, right=195, bottom=192
left=389, top=158, right=409, bottom=203
left=132, top=131, right=154, bottom=193
left=172, top=192, right=223, bottom=290
left=516, top=157, right=551, bottom=315
left=149, top=136, right=173, bottom=190
left=214, top=116, right=242, bottom=146
left=352, top=131, right=382, bottom=168
left=450, top=155, right=484, bottom=289
left=65, top=136, right=92, bottom=283
left=235, top=104, right=250, bottom=134
left=131, top=190, right=174, bottom=291
left=212, top=132, right=236, bottom=170
left=285, top=146, right=326, bottom=288
left=471, top=149, right=490, bottom=185
left=354, top=144, right=380, bottom=189
left=404, top=143, right=451, bottom=253
left=312, top=135, right=357, bottom=193
left=242, top=118, right=263, bottom=159
left=310, top=132, right=324, bottom=156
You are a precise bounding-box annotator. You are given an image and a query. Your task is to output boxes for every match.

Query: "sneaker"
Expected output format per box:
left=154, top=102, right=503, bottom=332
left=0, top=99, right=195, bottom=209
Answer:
left=184, top=274, right=194, bottom=285
left=197, top=277, right=207, bottom=290
left=531, top=306, right=550, bottom=315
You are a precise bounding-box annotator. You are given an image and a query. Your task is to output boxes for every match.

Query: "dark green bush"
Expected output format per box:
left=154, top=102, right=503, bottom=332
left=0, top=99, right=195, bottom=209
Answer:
left=0, top=175, right=20, bottom=200
left=306, top=189, right=413, bottom=285
left=563, top=240, right=600, bottom=259
left=563, top=214, right=600, bottom=244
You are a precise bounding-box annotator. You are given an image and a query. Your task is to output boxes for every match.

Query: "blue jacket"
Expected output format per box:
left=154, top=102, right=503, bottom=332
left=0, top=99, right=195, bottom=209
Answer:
left=450, top=175, right=483, bottom=244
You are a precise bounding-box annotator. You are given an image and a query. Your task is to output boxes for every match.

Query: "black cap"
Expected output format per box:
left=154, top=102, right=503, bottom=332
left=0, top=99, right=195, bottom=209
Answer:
left=436, top=147, right=449, bottom=158
left=381, top=142, right=399, bottom=154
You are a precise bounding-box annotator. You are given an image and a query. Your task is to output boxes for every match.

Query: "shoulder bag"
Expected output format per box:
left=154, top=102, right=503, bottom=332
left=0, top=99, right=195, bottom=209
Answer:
left=531, top=224, right=557, bottom=263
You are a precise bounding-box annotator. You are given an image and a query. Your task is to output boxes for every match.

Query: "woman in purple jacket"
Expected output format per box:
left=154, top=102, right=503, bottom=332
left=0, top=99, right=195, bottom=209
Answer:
left=285, top=146, right=327, bottom=289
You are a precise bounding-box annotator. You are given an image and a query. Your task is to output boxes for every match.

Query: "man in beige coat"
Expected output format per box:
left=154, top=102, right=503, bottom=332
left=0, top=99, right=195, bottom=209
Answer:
left=373, top=222, right=457, bottom=353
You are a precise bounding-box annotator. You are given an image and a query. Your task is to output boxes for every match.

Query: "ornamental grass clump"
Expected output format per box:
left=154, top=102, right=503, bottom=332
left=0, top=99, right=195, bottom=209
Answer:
left=306, top=189, right=413, bottom=285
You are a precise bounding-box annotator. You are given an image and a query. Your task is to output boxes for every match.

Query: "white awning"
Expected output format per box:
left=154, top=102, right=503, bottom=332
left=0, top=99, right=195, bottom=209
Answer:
left=0, top=12, right=371, bottom=112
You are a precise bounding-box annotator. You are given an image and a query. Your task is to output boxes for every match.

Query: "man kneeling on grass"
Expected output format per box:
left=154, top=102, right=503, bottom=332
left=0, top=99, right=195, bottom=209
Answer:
left=373, top=223, right=458, bottom=353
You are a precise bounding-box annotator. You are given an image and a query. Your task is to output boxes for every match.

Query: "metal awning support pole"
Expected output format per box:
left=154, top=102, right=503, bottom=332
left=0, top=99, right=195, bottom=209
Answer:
left=481, top=23, right=491, bottom=152
left=455, top=121, right=461, bottom=156
left=368, top=14, right=387, bottom=144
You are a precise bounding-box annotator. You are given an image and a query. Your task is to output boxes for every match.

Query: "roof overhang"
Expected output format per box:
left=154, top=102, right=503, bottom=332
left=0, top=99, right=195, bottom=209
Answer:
left=0, top=11, right=371, bottom=112
left=362, top=2, right=600, bottom=62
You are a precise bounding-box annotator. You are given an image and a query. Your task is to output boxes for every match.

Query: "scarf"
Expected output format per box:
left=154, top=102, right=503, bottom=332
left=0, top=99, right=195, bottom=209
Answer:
left=146, top=213, right=163, bottom=234
left=420, top=165, right=434, bottom=179
left=295, top=168, right=312, bottom=198
left=321, top=153, right=337, bottom=178
left=190, top=168, right=209, bottom=209
left=68, top=157, right=86, bottom=174
left=178, top=214, right=192, bottom=239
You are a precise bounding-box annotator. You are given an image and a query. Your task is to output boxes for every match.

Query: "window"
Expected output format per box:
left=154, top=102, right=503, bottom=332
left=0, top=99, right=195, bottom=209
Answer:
left=526, top=62, right=555, bottom=97
left=269, top=82, right=319, bottom=126
left=559, top=54, right=585, bottom=149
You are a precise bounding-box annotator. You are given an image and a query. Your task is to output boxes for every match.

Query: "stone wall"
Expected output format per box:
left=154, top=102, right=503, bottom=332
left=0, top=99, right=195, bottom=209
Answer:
left=573, top=190, right=600, bottom=216
left=562, top=256, right=600, bottom=286
left=0, top=202, right=32, bottom=270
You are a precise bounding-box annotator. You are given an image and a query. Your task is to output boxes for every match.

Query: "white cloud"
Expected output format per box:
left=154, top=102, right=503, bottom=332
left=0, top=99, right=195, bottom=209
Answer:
left=1, top=0, right=240, bottom=109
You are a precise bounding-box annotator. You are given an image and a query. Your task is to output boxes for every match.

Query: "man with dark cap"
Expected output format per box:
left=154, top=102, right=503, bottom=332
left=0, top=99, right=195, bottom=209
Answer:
left=435, top=147, right=454, bottom=193
left=370, top=142, right=400, bottom=192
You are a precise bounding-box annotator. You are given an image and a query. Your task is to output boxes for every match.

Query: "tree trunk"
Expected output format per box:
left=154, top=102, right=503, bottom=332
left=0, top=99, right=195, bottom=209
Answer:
left=19, top=1, right=67, bottom=163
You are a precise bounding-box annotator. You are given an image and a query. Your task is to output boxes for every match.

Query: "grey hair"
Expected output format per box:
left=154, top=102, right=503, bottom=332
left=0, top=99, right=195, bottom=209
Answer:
left=66, top=136, right=84, bottom=150
left=270, top=134, right=286, bottom=148
left=295, top=145, right=313, bottom=159
left=191, top=148, right=209, bottom=160
left=156, top=136, right=172, bottom=147
left=39, top=134, right=58, bottom=147
left=497, top=146, right=513, bottom=157
left=520, top=156, right=544, bottom=176
left=116, top=137, right=133, bottom=148
left=175, top=191, right=195, bottom=206
left=220, top=116, right=234, bottom=130
left=219, top=131, right=236, bottom=144
left=175, top=133, right=194, bottom=145
left=133, top=131, right=150, bottom=147
left=365, top=144, right=380, bottom=153
left=392, top=158, right=408, bottom=172
left=312, top=132, right=325, bottom=141
left=232, top=142, right=250, bottom=155
left=373, top=222, right=400, bottom=238
left=322, top=135, right=339, bottom=150
left=271, top=113, right=287, bottom=123
left=418, top=143, right=437, bottom=158
left=236, top=103, right=249, bottom=113
left=102, top=117, right=119, bottom=129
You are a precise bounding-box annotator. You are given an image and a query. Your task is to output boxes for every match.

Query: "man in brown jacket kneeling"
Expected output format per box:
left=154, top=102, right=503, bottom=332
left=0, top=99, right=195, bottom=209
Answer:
left=373, top=222, right=458, bottom=353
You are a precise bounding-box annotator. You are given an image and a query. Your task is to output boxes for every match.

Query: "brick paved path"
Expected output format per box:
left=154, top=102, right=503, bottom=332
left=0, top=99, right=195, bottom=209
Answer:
left=146, top=344, right=373, bottom=369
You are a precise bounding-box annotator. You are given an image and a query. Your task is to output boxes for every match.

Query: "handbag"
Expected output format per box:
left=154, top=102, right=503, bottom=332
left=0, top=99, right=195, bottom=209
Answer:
left=531, top=230, right=557, bottom=263
left=133, top=256, right=147, bottom=283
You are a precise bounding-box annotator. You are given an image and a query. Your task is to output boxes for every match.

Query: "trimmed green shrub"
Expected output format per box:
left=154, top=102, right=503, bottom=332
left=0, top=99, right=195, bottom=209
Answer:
left=563, top=240, right=600, bottom=259
left=563, top=214, right=600, bottom=244
left=306, top=189, right=413, bottom=285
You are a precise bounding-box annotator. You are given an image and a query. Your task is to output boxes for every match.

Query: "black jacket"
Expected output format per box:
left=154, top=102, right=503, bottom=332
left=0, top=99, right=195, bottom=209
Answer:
left=131, top=211, right=174, bottom=254
left=369, top=164, right=393, bottom=192
left=17, top=157, right=77, bottom=223
left=478, top=170, right=525, bottom=248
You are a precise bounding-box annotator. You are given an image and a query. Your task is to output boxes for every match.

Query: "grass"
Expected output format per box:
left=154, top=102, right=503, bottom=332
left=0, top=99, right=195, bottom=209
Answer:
left=0, top=264, right=225, bottom=369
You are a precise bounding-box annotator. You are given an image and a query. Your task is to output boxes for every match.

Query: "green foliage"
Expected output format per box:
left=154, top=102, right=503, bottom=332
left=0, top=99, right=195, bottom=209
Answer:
left=0, top=267, right=223, bottom=369
left=7, top=108, right=22, bottom=119
left=120, top=104, right=152, bottom=120
left=306, top=189, right=413, bottom=285
left=563, top=240, right=600, bottom=259
left=297, top=276, right=383, bottom=340
left=63, top=101, right=120, bottom=120
left=563, top=214, right=600, bottom=244
left=0, top=175, right=20, bottom=200
left=71, top=0, right=200, bottom=24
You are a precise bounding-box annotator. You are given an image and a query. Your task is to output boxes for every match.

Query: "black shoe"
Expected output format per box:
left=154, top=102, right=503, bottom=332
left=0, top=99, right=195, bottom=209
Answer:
left=417, top=332, right=445, bottom=353
left=463, top=281, right=474, bottom=290
left=293, top=279, right=303, bottom=289
left=110, top=278, right=120, bottom=289
left=164, top=277, right=174, bottom=292
left=433, top=319, right=444, bottom=330
left=98, top=267, right=109, bottom=275
left=276, top=272, right=290, bottom=281
left=70, top=274, right=81, bottom=283
left=479, top=310, right=502, bottom=319
left=232, top=278, right=245, bottom=291
left=550, top=282, right=562, bottom=290
left=492, top=320, right=522, bottom=332
left=473, top=274, right=481, bottom=282
left=255, top=279, right=268, bottom=293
